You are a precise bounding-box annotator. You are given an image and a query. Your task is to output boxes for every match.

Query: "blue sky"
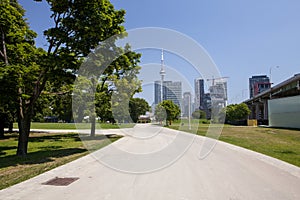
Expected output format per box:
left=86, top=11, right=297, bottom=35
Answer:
left=19, top=0, right=300, bottom=104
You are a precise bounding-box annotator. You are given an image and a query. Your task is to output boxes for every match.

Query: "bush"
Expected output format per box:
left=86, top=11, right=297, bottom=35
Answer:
left=223, top=103, right=251, bottom=123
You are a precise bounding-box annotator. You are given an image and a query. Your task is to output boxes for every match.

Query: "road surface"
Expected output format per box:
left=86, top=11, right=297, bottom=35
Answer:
left=1, top=124, right=300, bottom=200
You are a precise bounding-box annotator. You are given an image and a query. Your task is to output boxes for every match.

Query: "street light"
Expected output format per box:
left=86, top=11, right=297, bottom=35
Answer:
left=242, top=88, right=248, bottom=99
left=269, top=66, right=279, bottom=100
left=188, top=94, right=191, bottom=130
left=269, top=66, right=280, bottom=85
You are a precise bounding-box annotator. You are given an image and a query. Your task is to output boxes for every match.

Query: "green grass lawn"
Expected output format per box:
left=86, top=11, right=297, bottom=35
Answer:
left=169, top=120, right=300, bottom=167
left=13, top=122, right=135, bottom=130
left=0, top=132, right=122, bottom=190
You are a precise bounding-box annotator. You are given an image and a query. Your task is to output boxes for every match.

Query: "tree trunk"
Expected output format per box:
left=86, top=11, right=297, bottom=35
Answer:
left=0, top=120, right=4, bottom=139
left=90, top=114, right=95, bottom=137
left=1, top=30, right=9, bottom=65
left=16, top=86, right=32, bottom=156
left=17, top=114, right=31, bottom=156
left=90, top=78, right=97, bottom=137
left=8, top=121, right=13, bottom=132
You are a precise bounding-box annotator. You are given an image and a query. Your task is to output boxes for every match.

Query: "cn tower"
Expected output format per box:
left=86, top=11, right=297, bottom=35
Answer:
left=160, top=49, right=166, bottom=102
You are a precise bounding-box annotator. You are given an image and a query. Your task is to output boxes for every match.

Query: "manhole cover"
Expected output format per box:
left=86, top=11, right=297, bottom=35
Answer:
left=42, top=177, right=79, bottom=186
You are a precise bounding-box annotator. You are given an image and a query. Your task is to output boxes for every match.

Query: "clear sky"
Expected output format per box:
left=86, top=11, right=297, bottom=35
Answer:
left=19, top=0, right=300, bottom=104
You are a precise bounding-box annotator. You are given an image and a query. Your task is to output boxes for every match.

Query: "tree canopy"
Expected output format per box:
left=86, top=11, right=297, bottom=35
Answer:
left=0, top=0, right=41, bottom=141
left=155, top=100, right=180, bottom=126
left=129, top=98, right=150, bottom=123
left=0, top=0, right=142, bottom=155
left=223, top=103, right=251, bottom=122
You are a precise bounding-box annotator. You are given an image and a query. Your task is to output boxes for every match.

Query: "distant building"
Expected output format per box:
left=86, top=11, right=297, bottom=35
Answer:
left=154, top=81, right=182, bottom=107
left=209, top=80, right=228, bottom=108
left=203, top=93, right=211, bottom=119
left=154, top=80, right=162, bottom=105
left=182, top=92, right=192, bottom=117
left=163, top=81, right=182, bottom=107
left=194, top=78, right=205, bottom=110
left=249, top=75, right=270, bottom=98
left=245, top=73, right=300, bottom=128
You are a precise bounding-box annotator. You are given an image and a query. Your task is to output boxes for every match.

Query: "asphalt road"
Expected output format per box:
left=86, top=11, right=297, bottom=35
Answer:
left=1, top=124, right=300, bottom=200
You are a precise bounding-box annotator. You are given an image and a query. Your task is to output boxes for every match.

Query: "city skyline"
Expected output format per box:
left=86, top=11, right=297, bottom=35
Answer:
left=19, top=0, right=300, bottom=104
left=153, top=53, right=183, bottom=108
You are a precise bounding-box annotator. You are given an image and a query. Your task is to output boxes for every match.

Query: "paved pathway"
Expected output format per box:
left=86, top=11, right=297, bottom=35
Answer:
left=9, top=128, right=129, bottom=136
left=1, top=124, right=300, bottom=200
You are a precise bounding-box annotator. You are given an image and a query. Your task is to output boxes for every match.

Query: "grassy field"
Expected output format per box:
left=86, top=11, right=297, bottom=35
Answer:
left=13, top=122, right=135, bottom=130
left=169, top=120, right=300, bottom=167
left=0, top=132, right=121, bottom=190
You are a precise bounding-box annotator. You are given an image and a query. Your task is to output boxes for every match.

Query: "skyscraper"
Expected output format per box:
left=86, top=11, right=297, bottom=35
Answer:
left=160, top=49, right=166, bottom=103
left=203, top=93, right=212, bottom=119
left=182, top=92, right=192, bottom=117
left=163, top=81, right=182, bottom=107
left=154, top=80, right=162, bottom=105
left=154, top=49, right=166, bottom=105
left=249, top=75, right=270, bottom=98
left=209, top=80, right=228, bottom=108
left=194, top=78, right=204, bottom=110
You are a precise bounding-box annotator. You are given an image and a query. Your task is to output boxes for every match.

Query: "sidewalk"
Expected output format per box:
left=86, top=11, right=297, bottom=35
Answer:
left=7, top=128, right=129, bottom=136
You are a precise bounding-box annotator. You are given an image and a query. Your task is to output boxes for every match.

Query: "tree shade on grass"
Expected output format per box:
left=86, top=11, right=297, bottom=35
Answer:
left=0, top=131, right=122, bottom=190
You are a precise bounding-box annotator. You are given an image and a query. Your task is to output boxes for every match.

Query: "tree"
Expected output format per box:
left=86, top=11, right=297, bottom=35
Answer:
left=41, top=0, right=128, bottom=138
left=155, top=100, right=180, bottom=126
left=110, top=61, right=142, bottom=124
left=154, top=104, right=167, bottom=124
left=0, top=0, right=129, bottom=155
left=0, top=0, right=39, bottom=142
left=95, top=84, right=113, bottom=123
left=223, top=103, right=251, bottom=122
left=129, top=98, right=150, bottom=123
left=192, top=110, right=206, bottom=119
left=76, top=45, right=142, bottom=133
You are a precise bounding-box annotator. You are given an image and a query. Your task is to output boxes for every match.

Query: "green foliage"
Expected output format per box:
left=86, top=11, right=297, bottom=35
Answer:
left=154, top=104, right=167, bottom=123
left=72, top=76, right=96, bottom=123
left=95, top=84, right=113, bottom=123
left=0, top=0, right=141, bottom=154
left=223, top=103, right=251, bottom=122
left=111, top=75, right=142, bottom=123
left=155, top=100, right=181, bottom=125
left=44, top=0, right=125, bottom=56
left=0, top=0, right=40, bottom=139
left=192, top=110, right=206, bottom=119
left=75, top=46, right=142, bottom=125
left=129, top=98, right=150, bottom=123
left=43, top=0, right=130, bottom=129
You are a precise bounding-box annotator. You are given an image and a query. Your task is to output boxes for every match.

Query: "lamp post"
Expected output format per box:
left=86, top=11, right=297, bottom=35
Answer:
left=242, top=88, right=248, bottom=99
left=188, top=94, right=191, bottom=130
left=269, top=66, right=279, bottom=85
left=269, top=66, right=279, bottom=100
